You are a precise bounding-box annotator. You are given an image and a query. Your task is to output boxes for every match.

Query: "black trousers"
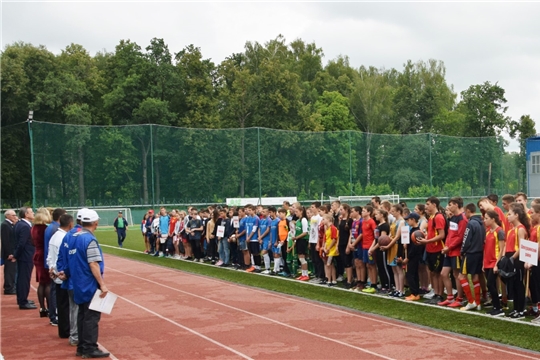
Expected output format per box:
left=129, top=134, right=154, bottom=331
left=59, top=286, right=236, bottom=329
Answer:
left=376, top=249, right=394, bottom=289
left=16, top=260, right=33, bottom=306
left=485, top=268, right=502, bottom=310
left=406, top=253, right=421, bottom=296
left=529, top=264, right=540, bottom=304
left=56, top=283, right=70, bottom=338
left=190, top=238, right=202, bottom=260
left=3, top=260, right=17, bottom=293
left=77, top=301, right=101, bottom=355
left=507, top=260, right=526, bottom=312
left=281, top=243, right=290, bottom=274
left=310, top=243, right=324, bottom=279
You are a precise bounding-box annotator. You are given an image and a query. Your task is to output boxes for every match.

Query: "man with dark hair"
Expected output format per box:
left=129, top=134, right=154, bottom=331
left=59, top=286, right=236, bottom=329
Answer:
left=418, top=197, right=446, bottom=305
left=12, top=207, right=36, bottom=309
left=44, top=207, right=66, bottom=324
left=501, top=194, right=515, bottom=212
left=371, top=196, right=381, bottom=209
left=48, top=214, right=74, bottom=339
left=487, top=194, right=499, bottom=206
left=1, top=209, right=18, bottom=295
left=60, top=209, right=109, bottom=359
left=515, top=192, right=530, bottom=214
left=113, top=211, right=128, bottom=248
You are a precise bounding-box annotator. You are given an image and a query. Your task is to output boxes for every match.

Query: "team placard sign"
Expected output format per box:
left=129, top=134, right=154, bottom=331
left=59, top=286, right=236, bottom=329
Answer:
left=519, top=239, right=538, bottom=266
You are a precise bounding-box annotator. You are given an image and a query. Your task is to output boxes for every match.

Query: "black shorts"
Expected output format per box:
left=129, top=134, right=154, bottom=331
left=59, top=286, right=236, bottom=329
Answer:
left=296, top=238, right=308, bottom=255
left=462, top=253, right=483, bottom=275
left=442, top=255, right=461, bottom=270
left=426, top=251, right=443, bottom=273
left=248, top=242, right=260, bottom=255
left=339, top=245, right=354, bottom=268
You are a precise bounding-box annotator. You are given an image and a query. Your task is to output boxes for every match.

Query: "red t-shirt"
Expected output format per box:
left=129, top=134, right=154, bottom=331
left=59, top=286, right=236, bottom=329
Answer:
left=530, top=225, right=540, bottom=259
left=506, top=224, right=526, bottom=253
left=484, top=226, right=505, bottom=269
left=427, top=213, right=446, bottom=253
left=494, top=206, right=510, bottom=233
left=169, top=217, right=178, bottom=235
left=445, top=213, right=468, bottom=257
left=361, top=218, right=377, bottom=250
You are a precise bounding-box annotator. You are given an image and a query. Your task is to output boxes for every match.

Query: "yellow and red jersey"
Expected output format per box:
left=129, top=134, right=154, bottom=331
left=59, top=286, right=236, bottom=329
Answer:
left=484, top=226, right=505, bottom=268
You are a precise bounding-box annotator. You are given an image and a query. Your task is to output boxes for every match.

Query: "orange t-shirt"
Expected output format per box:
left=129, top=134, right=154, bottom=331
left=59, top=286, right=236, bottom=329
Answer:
left=278, top=219, right=288, bottom=242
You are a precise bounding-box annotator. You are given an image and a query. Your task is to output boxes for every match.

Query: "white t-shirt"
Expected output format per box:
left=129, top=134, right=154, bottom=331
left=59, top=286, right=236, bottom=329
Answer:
left=47, top=228, right=67, bottom=285
left=309, top=214, right=322, bottom=244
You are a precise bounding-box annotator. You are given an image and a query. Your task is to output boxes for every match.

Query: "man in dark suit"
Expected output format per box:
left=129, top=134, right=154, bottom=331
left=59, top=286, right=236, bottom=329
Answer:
left=12, top=207, right=36, bottom=309
left=1, top=209, right=18, bottom=294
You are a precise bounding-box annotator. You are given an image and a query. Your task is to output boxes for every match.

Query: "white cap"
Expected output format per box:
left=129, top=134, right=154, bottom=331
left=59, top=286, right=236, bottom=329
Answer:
left=76, top=208, right=88, bottom=220
left=80, top=209, right=100, bottom=222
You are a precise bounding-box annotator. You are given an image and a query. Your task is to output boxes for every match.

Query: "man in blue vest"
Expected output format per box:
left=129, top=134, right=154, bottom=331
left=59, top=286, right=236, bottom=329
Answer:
left=59, top=209, right=109, bottom=359
left=113, top=211, right=128, bottom=248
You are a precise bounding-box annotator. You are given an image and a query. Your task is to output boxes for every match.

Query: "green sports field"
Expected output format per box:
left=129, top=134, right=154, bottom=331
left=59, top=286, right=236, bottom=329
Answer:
left=96, top=230, right=540, bottom=352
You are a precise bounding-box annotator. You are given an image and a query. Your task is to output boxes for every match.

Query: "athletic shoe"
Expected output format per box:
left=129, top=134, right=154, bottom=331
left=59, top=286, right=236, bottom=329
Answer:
left=483, top=299, right=493, bottom=307
left=419, top=288, right=429, bottom=295
left=437, top=299, right=454, bottom=306
left=423, top=289, right=435, bottom=299
left=344, top=282, right=353, bottom=290
left=510, top=311, right=525, bottom=319
left=296, top=275, right=304, bottom=280
left=328, top=282, right=337, bottom=287
left=261, top=270, right=271, bottom=275
left=362, top=287, right=376, bottom=294
left=488, top=308, right=505, bottom=317
left=405, top=294, right=421, bottom=301
left=246, top=266, right=256, bottom=273
left=460, top=302, right=478, bottom=311
left=388, top=290, right=397, bottom=297
left=50, top=319, right=58, bottom=326
left=337, top=275, right=344, bottom=282
left=526, top=307, right=539, bottom=317
left=278, top=272, right=290, bottom=277
left=448, top=299, right=464, bottom=308
left=309, top=277, right=320, bottom=283
left=215, top=260, right=223, bottom=266
left=427, top=295, right=443, bottom=305
left=395, top=292, right=405, bottom=299
left=153, top=251, right=159, bottom=257
left=199, top=258, right=205, bottom=263
left=158, top=253, right=165, bottom=258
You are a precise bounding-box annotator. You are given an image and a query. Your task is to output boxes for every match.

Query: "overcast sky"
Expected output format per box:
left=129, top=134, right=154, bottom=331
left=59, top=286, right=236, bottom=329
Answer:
left=3, top=1, right=539, bottom=151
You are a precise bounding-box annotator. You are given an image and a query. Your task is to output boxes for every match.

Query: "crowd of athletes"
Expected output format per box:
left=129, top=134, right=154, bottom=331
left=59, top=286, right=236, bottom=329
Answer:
left=139, top=192, right=540, bottom=321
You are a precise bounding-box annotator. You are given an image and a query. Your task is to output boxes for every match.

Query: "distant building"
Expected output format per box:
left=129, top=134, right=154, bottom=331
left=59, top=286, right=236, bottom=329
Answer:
left=527, top=135, right=540, bottom=197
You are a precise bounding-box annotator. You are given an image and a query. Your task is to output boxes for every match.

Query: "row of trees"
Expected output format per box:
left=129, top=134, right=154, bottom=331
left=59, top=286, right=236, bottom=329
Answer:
left=1, top=36, right=536, bottom=206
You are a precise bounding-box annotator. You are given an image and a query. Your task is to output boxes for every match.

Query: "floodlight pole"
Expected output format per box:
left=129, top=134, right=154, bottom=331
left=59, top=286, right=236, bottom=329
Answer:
left=27, top=111, right=36, bottom=210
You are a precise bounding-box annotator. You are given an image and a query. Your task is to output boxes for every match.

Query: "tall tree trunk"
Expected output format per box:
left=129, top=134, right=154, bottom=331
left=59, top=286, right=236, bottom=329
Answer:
left=78, top=145, right=85, bottom=206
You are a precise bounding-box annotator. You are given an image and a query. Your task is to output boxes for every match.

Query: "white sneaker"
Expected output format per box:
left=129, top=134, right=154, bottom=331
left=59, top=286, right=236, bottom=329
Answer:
left=337, top=275, right=344, bottom=282
left=215, top=260, right=223, bottom=266
left=261, top=270, right=271, bottom=274
left=460, top=302, right=477, bottom=311
left=199, top=259, right=205, bottom=263
left=423, top=289, right=435, bottom=299
left=173, top=254, right=181, bottom=260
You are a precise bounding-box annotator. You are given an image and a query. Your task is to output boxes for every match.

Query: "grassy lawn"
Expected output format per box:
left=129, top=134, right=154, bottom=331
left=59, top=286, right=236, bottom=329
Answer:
left=96, top=229, right=540, bottom=353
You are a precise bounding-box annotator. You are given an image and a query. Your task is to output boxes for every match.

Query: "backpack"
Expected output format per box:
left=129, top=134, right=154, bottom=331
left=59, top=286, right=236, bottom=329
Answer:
left=497, top=256, right=516, bottom=279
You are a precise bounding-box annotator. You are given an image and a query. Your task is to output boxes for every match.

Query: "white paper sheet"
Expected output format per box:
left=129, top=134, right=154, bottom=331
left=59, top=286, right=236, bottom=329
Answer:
left=89, top=289, right=117, bottom=315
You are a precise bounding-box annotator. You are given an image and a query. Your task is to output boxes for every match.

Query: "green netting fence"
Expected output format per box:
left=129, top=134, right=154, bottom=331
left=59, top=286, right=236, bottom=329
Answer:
left=7, top=121, right=511, bottom=208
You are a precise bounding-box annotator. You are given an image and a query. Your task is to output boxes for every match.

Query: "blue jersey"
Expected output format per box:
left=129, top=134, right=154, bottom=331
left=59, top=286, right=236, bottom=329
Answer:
left=259, top=217, right=270, bottom=241
left=246, top=215, right=259, bottom=241
left=238, top=217, right=247, bottom=242
left=270, top=218, right=280, bottom=245
left=159, top=215, right=170, bottom=235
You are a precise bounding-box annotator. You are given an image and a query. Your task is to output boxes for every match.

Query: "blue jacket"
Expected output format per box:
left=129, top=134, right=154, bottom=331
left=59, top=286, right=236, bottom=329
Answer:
left=13, top=220, right=34, bottom=263
left=44, top=221, right=59, bottom=269
left=57, top=225, right=82, bottom=290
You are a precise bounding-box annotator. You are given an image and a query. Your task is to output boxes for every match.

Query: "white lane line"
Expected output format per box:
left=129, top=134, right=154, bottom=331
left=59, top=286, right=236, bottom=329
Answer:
left=104, top=255, right=540, bottom=359
left=117, top=295, right=253, bottom=360
left=108, top=267, right=395, bottom=360
left=97, top=342, right=118, bottom=360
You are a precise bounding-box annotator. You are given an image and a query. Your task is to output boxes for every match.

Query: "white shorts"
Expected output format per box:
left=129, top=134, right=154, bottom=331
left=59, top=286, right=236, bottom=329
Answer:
left=160, top=235, right=167, bottom=244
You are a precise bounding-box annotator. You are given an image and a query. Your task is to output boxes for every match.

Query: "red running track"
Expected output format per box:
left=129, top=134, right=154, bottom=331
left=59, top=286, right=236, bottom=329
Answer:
left=2, top=254, right=540, bottom=359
